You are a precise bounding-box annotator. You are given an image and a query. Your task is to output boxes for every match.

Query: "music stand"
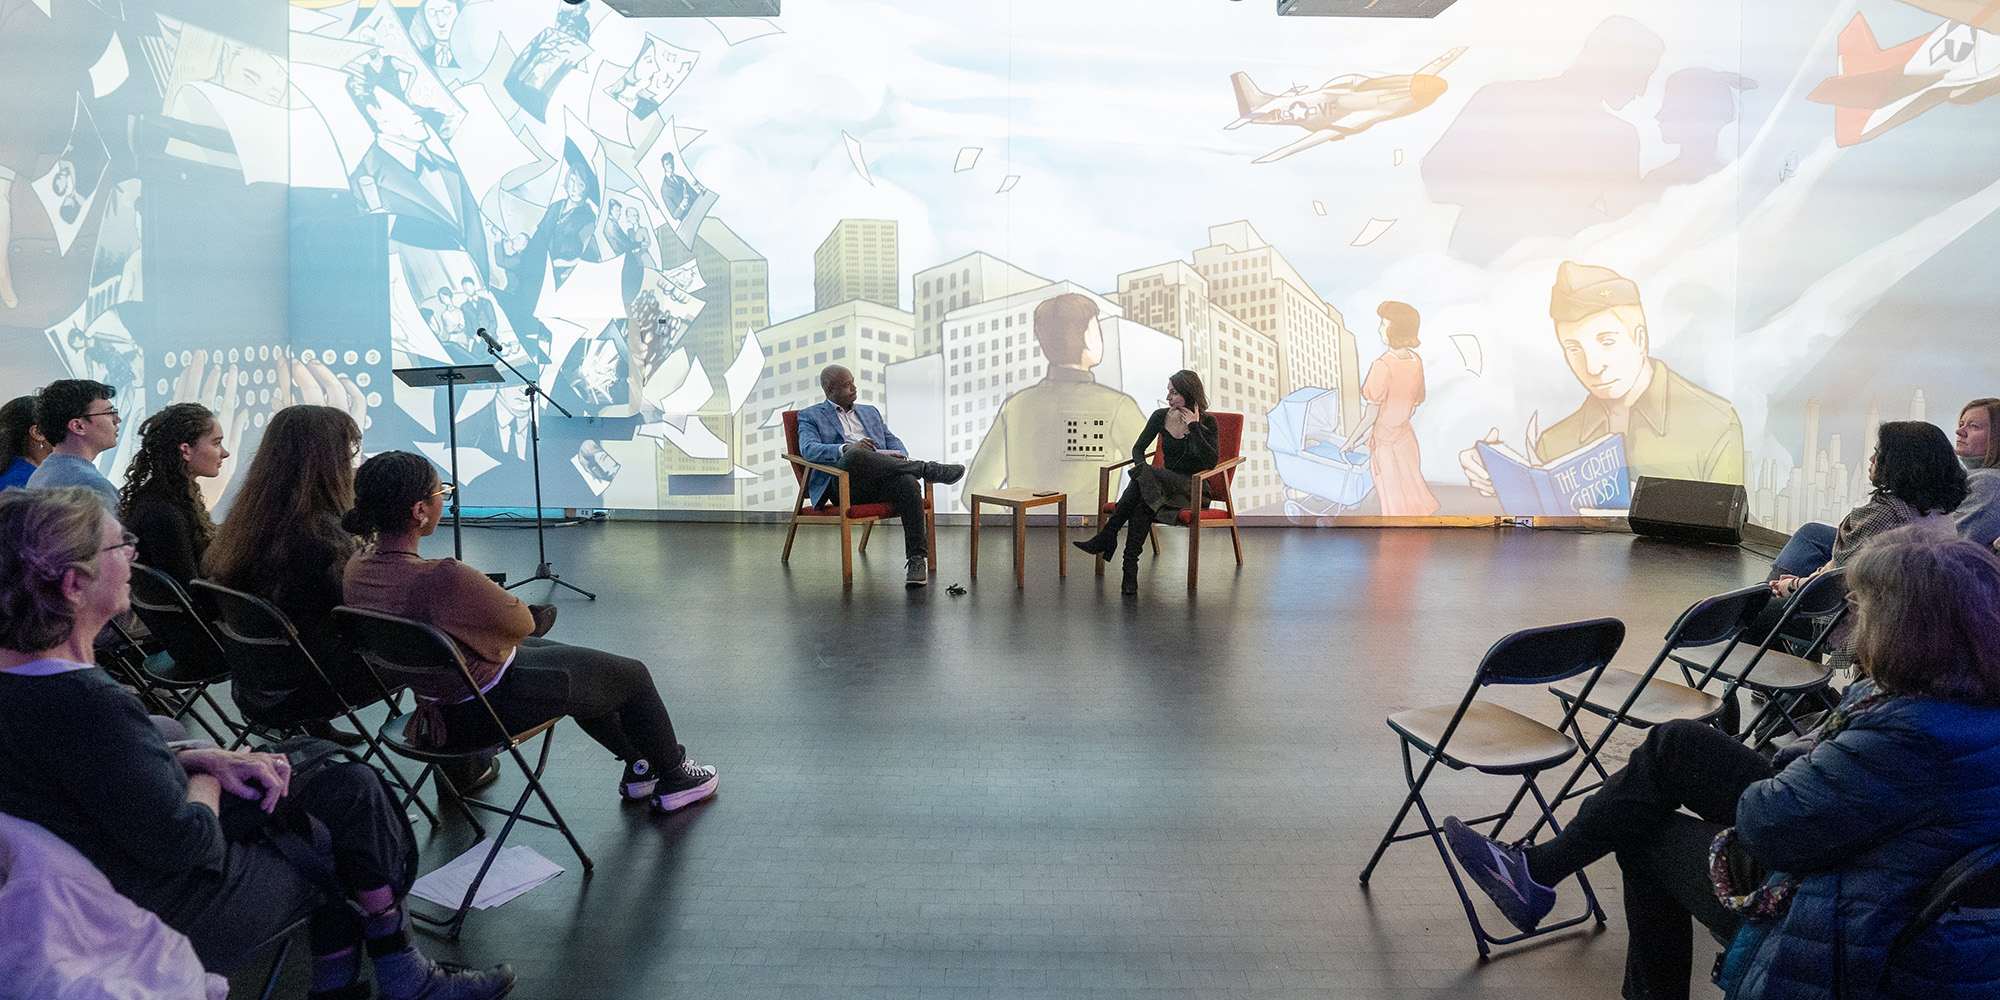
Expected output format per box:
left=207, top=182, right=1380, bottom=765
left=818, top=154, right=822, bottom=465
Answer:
left=394, top=364, right=504, bottom=560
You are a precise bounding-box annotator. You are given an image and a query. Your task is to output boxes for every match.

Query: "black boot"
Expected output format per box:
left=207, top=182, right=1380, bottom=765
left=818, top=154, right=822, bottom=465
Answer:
left=1074, top=526, right=1120, bottom=557
left=1119, top=513, right=1149, bottom=595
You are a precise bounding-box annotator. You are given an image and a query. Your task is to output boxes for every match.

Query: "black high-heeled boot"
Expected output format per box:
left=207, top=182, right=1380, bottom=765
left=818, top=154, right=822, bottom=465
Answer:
left=1119, top=518, right=1146, bottom=595
left=1074, top=510, right=1127, bottom=557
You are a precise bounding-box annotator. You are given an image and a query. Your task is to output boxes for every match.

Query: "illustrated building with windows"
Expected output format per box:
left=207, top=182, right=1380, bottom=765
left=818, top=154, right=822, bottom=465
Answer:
left=1191, top=221, right=1359, bottom=439
left=911, top=252, right=1048, bottom=357
left=813, top=219, right=899, bottom=311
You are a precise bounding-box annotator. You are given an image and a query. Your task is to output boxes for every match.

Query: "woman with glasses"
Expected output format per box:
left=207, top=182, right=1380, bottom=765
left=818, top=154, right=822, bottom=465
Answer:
left=0, top=486, right=518, bottom=1000
left=340, top=451, right=718, bottom=814
left=118, top=402, right=228, bottom=586
left=1073, top=369, right=1218, bottom=594
left=203, top=405, right=379, bottom=745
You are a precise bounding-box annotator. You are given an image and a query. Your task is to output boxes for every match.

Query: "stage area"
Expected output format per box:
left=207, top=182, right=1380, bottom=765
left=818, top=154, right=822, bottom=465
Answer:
left=241, top=520, right=1767, bottom=999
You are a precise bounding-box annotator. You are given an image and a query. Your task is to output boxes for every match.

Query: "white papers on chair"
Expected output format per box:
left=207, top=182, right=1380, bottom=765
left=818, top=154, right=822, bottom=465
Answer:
left=409, top=840, right=564, bottom=911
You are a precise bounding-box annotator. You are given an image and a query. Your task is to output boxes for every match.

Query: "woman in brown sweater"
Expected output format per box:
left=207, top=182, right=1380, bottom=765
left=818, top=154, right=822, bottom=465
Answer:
left=340, top=451, right=717, bottom=813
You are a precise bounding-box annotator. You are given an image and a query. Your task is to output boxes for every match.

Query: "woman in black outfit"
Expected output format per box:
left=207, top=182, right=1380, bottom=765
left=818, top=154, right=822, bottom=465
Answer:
left=1074, top=369, right=1218, bottom=594
left=203, top=405, right=377, bottom=744
left=119, top=402, right=227, bottom=586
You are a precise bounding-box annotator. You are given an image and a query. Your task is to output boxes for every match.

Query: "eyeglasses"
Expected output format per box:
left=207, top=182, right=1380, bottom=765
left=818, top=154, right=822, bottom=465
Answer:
left=82, top=408, right=119, bottom=422
left=429, top=483, right=457, bottom=499
left=100, top=531, right=139, bottom=556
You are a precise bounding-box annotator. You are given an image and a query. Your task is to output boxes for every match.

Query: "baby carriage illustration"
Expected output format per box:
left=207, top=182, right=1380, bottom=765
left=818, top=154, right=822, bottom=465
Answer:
left=1268, top=387, right=1374, bottom=525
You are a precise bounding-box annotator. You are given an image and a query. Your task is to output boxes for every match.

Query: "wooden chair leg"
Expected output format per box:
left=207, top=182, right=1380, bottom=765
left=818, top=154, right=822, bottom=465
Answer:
left=1188, top=521, right=1201, bottom=590
left=1094, top=506, right=1106, bottom=576
left=859, top=520, right=873, bottom=552
left=926, top=496, right=938, bottom=572
left=839, top=520, right=854, bottom=584
left=1148, top=524, right=1160, bottom=555
left=782, top=517, right=800, bottom=563
left=1230, top=524, right=1243, bottom=565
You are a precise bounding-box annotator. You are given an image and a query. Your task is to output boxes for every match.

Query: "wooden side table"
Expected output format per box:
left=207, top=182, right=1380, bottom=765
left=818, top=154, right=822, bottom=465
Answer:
left=967, top=488, right=1067, bottom=588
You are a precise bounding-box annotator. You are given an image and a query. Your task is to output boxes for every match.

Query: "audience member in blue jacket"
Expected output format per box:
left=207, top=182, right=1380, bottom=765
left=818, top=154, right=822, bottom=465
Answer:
left=794, top=365, right=963, bottom=586
left=0, top=394, right=51, bottom=490
left=1444, top=526, right=2000, bottom=1000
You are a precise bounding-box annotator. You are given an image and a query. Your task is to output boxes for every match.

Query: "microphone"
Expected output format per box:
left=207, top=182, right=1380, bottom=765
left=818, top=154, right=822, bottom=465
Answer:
left=474, top=327, right=502, bottom=353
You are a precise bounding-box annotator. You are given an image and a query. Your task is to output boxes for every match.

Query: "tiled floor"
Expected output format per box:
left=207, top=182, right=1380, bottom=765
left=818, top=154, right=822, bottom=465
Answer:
left=231, top=519, right=1765, bottom=999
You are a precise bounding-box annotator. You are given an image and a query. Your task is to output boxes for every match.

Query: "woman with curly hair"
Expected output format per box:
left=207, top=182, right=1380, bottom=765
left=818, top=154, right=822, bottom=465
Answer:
left=119, top=402, right=227, bottom=585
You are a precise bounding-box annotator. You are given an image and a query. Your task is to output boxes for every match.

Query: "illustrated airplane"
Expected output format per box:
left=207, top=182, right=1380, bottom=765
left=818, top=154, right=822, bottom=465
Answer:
left=1806, top=1, right=2000, bottom=146
left=1227, top=47, right=1466, bottom=164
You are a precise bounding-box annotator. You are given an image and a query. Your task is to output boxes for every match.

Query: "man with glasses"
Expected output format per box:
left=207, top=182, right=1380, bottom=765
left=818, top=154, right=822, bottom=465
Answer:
left=26, top=379, right=121, bottom=510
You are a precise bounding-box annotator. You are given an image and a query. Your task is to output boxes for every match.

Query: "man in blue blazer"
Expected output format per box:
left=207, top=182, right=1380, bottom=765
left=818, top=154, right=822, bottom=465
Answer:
left=797, top=366, right=963, bottom=585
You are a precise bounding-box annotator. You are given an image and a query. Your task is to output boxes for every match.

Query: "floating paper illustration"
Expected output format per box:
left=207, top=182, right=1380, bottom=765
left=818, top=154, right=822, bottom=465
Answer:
left=996, top=175, right=1020, bottom=193
left=1450, top=334, right=1483, bottom=376
left=1351, top=217, right=1396, bottom=246
left=1312, top=200, right=1327, bottom=216
left=722, top=329, right=766, bottom=411
left=954, top=147, right=981, bottom=172
left=706, top=17, right=785, bottom=46
left=1393, top=148, right=1404, bottom=166
left=843, top=131, right=872, bottom=185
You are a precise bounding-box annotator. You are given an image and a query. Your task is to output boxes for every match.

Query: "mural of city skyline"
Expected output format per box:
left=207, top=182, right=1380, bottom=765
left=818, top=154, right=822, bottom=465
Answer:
left=2, top=0, right=1995, bottom=524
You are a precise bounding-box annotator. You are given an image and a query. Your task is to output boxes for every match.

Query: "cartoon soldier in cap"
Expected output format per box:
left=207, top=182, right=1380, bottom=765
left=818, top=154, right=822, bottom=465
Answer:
left=1460, top=260, right=1743, bottom=497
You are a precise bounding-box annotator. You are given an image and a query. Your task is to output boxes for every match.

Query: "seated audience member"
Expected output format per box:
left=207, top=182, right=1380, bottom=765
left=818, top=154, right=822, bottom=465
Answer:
left=0, top=394, right=52, bottom=490
left=341, top=451, right=719, bottom=813
left=203, top=405, right=376, bottom=745
left=795, top=365, right=964, bottom=586
left=119, top=403, right=227, bottom=586
left=1445, top=527, right=2000, bottom=1000
left=1951, top=396, right=2000, bottom=547
left=1766, top=401, right=1997, bottom=576
left=24, top=379, right=120, bottom=509
left=0, top=486, right=516, bottom=1000
left=1765, top=420, right=1966, bottom=669
left=1073, top=369, right=1220, bottom=595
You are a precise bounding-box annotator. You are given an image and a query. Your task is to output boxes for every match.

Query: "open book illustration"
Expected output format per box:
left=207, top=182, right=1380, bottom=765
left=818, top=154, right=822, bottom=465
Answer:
left=1476, top=412, right=1631, bottom=516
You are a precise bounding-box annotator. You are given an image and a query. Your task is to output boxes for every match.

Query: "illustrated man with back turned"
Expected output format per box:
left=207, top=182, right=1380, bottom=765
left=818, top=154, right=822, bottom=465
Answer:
left=964, top=292, right=1148, bottom=506
left=796, top=366, right=965, bottom=586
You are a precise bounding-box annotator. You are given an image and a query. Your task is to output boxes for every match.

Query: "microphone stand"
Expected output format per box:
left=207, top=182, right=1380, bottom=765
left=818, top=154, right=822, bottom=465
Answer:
left=478, top=329, right=597, bottom=600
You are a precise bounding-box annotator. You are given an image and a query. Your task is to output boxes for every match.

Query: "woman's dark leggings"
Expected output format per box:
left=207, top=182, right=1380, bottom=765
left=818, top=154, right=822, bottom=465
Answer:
left=1523, top=720, right=1775, bottom=1000
left=436, top=637, right=684, bottom=770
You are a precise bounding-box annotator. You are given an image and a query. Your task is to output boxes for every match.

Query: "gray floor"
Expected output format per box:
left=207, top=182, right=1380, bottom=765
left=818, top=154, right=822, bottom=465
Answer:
left=234, top=518, right=1767, bottom=999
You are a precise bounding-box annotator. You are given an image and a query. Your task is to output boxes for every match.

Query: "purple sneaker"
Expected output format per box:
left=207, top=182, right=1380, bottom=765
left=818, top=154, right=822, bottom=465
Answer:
left=1443, top=816, right=1556, bottom=934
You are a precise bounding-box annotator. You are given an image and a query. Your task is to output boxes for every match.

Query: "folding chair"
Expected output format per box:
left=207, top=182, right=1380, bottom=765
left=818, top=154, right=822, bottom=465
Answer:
left=1538, top=584, right=1771, bottom=820
left=1670, top=570, right=1848, bottom=746
left=188, top=580, right=437, bottom=830
left=778, top=410, right=937, bottom=585
left=115, top=563, right=249, bottom=747
left=333, top=606, right=594, bottom=940
left=1890, top=840, right=2000, bottom=963
left=1359, top=618, right=1625, bottom=958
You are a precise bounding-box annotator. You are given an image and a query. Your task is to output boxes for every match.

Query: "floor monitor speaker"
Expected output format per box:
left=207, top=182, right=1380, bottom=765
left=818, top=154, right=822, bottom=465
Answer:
left=1628, top=476, right=1747, bottom=545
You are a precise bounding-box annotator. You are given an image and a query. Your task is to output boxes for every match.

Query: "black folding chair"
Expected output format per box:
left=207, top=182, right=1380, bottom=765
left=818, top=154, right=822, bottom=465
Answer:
left=1671, top=569, right=1848, bottom=746
left=1536, top=584, right=1771, bottom=824
left=1359, top=618, right=1626, bottom=958
left=114, top=563, right=249, bottom=747
left=333, top=606, right=594, bottom=941
left=1890, top=841, right=2000, bottom=962
left=187, top=580, right=437, bottom=830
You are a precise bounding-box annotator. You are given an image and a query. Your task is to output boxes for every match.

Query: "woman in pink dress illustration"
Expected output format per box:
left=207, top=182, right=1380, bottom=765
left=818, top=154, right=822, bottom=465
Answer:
left=1344, top=301, right=1441, bottom=516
